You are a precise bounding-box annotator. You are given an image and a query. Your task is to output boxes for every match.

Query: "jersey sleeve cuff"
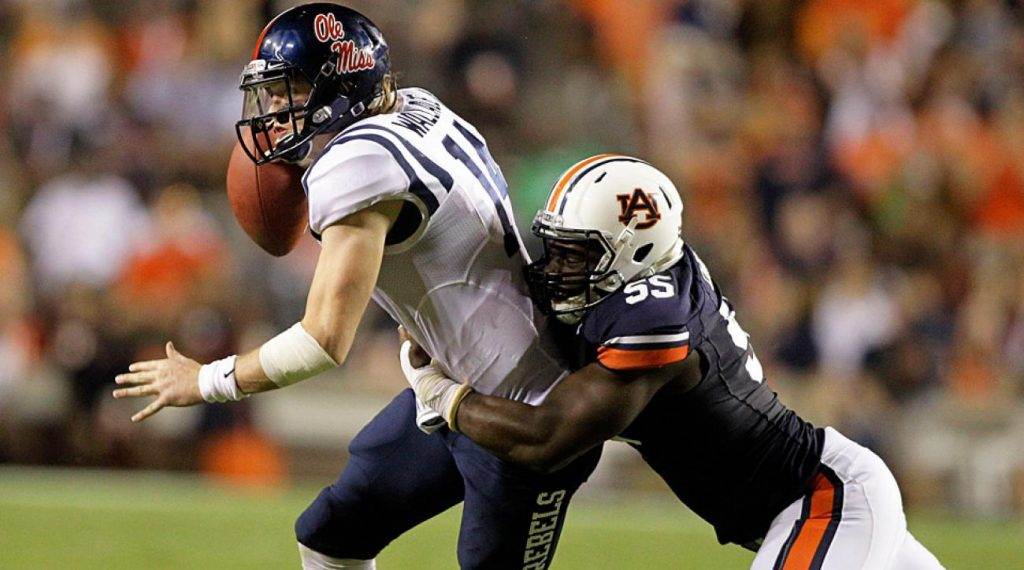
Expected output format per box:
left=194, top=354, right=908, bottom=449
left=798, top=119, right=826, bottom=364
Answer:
left=596, top=331, right=691, bottom=372
left=310, top=193, right=430, bottom=252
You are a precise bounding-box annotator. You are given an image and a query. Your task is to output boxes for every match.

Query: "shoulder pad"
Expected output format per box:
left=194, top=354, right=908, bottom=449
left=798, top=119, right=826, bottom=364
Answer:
left=582, top=268, right=699, bottom=372
left=304, top=121, right=451, bottom=235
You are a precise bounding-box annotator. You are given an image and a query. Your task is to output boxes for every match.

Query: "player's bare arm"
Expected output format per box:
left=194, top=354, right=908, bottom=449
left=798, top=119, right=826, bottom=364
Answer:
left=113, top=201, right=401, bottom=422
left=400, top=332, right=689, bottom=473
left=295, top=202, right=400, bottom=364
left=455, top=361, right=690, bottom=473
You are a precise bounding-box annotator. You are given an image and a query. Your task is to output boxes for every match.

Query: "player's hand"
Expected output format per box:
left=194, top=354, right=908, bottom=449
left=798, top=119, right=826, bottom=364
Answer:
left=397, top=326, right=431, bottom=368
left=113, top=342, right=203, bottom=423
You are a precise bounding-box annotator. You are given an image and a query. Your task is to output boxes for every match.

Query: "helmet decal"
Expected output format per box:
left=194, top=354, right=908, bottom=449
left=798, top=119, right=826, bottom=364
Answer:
left=616, top=188, right=661, bottom=229
left=313, top=13, right=345, bottom=42
left=314, top=13, right=376, bottom=74
left=329, top=39, right=377, bottom=74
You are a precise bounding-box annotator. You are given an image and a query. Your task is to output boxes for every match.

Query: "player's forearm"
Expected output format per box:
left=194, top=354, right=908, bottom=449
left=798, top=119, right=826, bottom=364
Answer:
left=456, top=393, right=593, bottom=473
left=215, top=207, right=393, bottom=399
left=234, top=348, right=279, bottom=394
left=300, top=277, right=369, bottom=365
left=453, top=364, right=673, bottom=473
left=198, top=322, right=338, bottom=401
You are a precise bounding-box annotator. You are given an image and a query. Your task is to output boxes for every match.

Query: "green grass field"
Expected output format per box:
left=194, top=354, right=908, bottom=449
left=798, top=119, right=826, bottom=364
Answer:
left=1, top=468, right=1021, bottom=569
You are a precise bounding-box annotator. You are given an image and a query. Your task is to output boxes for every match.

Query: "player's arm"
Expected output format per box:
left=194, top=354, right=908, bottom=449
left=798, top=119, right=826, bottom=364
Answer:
left=235, top=200, right=401, bottom=390
left=457, top=362, right=683, bottom=473
left=401, top=339, right=687, bottom=473
left=113, top=201, right=401, bottom=422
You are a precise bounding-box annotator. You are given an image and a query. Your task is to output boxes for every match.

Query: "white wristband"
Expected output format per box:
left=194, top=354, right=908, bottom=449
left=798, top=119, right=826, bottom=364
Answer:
left=198, top=355, right=247, bottom=403
left=399, top=341, right=473, bottom=429
left=259, top=323, right=338, bottom=387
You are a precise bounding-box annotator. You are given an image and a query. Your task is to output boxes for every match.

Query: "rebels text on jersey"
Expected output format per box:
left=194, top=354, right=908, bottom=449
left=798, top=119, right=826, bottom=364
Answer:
left=302, top=88, right=567, bottom=405
left=579, top=245, right=825, bottom=546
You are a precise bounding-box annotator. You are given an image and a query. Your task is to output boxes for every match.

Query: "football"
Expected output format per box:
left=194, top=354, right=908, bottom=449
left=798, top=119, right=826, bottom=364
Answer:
left=226, top=141, right=308, bottom=257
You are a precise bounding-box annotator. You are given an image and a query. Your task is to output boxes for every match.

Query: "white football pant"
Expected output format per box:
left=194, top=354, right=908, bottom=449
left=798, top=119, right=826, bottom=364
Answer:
left=752, top=427, right=944, bottom=569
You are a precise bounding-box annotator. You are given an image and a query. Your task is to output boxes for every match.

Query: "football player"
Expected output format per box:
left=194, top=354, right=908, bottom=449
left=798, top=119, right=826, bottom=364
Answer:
left=401, top=156, right=944, bottom=569
left=113, top=4, right=600, bottom=569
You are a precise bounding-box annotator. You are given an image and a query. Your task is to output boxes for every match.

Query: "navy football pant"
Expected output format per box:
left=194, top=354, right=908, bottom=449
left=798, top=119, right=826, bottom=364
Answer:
left=295, top=389, right=602, bottom=569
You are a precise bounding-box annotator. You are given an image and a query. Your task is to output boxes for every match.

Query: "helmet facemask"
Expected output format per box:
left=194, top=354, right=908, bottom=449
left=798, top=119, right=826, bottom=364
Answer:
left=235, top=59, right=370, bottom=166
left=236, top=60, right=312, bottom=165
left=525, top=213, right=634, bottom=324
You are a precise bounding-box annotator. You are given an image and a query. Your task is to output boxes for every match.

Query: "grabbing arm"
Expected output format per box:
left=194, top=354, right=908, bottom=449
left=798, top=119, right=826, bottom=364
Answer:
left=456, top=364, right=674, bottom=473
left=401, top=338, right=685, bottom=473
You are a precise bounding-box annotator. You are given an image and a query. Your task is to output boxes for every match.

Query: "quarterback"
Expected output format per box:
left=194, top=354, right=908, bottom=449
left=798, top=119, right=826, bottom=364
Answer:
left=114, top=4, right=599, bottom=569
left=402, top=157, right=945, bottom=569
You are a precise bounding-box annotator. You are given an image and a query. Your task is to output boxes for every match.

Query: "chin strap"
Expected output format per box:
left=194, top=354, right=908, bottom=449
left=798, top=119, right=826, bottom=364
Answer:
left=275, top=135, right=314, bottom=165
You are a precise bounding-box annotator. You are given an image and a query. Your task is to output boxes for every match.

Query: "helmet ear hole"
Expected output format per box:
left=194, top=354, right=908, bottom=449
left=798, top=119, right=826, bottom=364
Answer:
left=633, top=243, right=654, bottom=263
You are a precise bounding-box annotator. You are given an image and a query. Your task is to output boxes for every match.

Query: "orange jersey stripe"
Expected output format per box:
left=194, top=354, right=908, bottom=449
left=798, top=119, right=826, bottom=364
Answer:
left=782, top=473, right=837, bottom=570
left=597, top=345, right=689, bottom=371
left=545, top=154, right=618, bottom=211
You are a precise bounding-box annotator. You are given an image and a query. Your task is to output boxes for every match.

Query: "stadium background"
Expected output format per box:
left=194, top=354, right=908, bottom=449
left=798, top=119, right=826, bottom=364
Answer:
left=1, top=0, right=1022, bottom=567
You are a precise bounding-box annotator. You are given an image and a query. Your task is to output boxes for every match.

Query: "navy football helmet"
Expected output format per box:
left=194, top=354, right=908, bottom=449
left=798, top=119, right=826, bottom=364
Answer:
left=235, top=3, right=391, bottom=165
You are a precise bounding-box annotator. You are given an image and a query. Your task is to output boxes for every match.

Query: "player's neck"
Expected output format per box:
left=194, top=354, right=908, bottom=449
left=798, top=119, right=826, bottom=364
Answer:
left=386, top=93, right=405, bottom=115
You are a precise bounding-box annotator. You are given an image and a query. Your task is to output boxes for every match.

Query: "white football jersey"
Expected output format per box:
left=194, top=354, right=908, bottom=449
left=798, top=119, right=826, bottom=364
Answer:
left=304, top=88, right=567, bottom=404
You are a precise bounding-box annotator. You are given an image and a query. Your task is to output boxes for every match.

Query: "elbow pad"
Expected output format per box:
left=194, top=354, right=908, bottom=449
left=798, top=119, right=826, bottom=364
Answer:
left=259, top=323, right=338, bottom=387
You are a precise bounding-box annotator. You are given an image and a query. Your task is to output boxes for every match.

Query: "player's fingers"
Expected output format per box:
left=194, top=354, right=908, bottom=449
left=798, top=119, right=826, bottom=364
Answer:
left=131, top=399, right=165, bottom=423
left=166, top=341, right=180, bottom=359
left=114, top=371, right=156, bottom=385
left=113, top=385, right=159, bottom=399
left=398, top=327, right=426, bottom=353
left=411, top=345, right=429, bottom=360
left=128, top=360, right=163, bottom=373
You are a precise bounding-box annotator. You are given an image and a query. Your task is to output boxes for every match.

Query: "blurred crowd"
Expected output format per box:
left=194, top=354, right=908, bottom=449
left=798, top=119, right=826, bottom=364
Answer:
left=1, top=0, right=1022, bottom=511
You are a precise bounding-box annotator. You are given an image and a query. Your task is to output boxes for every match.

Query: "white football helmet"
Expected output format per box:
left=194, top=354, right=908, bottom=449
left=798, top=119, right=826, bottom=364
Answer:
left=525, top=154, right=685, bottom=322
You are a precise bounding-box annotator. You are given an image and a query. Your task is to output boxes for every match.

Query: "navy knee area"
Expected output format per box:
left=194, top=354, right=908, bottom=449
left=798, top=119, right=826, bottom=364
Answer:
left=295, top=483, right=390, bottom=561
left=295, top=390, right=463, bottom=559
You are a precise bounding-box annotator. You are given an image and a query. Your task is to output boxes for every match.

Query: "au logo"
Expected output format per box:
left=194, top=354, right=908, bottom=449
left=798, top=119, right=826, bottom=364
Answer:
left=616, top=188, right=661, bottom=229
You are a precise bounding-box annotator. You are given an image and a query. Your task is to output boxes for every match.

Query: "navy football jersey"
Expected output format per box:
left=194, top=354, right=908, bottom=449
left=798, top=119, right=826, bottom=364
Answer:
left=579, top=244, right=825, bottom=545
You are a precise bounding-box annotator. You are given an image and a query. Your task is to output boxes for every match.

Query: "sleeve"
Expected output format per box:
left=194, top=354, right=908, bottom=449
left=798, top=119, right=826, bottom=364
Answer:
left=581, top=282, right=696, bottom=374
left=596, top=329, right=691, bottom=372
left=304, top=139, right=416, bottom=236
